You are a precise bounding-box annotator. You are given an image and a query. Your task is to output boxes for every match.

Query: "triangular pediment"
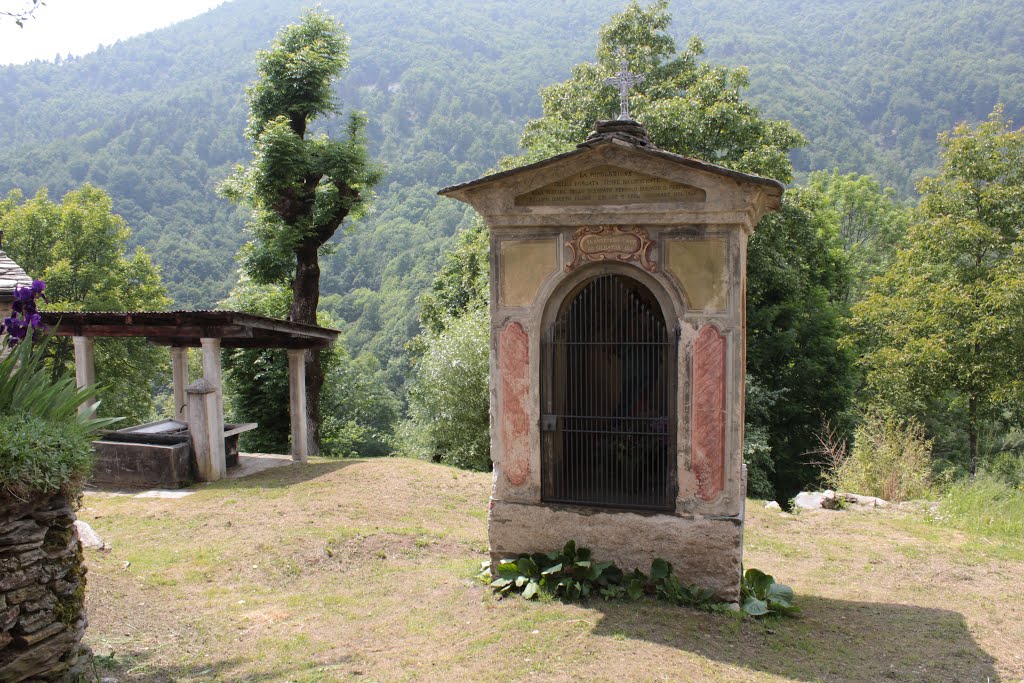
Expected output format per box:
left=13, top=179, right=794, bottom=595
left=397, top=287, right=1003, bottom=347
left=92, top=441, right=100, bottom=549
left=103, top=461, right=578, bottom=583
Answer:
left=514, top=165, right=706, bottom=207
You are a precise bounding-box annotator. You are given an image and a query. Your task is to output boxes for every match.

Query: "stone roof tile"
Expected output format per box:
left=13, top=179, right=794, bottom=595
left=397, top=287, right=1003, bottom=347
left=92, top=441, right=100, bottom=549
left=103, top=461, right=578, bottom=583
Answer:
left=0, top=250, right=32, bottom=297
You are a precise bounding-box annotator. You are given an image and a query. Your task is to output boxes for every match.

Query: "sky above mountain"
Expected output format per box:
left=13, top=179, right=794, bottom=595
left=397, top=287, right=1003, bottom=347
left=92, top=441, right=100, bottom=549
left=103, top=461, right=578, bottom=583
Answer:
left=0, top=0, right=229, bottom=64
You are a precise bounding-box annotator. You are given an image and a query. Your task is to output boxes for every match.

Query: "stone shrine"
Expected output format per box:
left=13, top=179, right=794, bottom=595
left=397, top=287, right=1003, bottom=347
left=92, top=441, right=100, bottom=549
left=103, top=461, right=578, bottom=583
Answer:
left=440, top=118, right=783, bottom=601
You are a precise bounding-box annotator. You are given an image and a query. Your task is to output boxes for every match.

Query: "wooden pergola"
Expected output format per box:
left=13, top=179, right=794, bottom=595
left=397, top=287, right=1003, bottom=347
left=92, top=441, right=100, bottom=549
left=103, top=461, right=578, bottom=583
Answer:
left=39, top=310, right=340, bottom=479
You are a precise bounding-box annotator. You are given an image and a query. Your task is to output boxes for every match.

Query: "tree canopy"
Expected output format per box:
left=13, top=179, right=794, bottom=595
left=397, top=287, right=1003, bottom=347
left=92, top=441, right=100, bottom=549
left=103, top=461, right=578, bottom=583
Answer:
left=512, top=0, right=803, bottom=182
left=1, top=0, right=1020, bottom=380
left=0, top=184, right=170, bottom=423
left=851, top=107, right=1024, bottom=475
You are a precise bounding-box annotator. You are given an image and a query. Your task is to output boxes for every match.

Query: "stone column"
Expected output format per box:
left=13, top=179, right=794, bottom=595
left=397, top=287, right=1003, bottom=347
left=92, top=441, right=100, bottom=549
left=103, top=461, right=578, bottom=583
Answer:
left=287, top=348, right=308, bottom=462
left=72, top=335, right=96, bottom=416
left=199, top=338, right=226, bottom=477
left=171, top=346, right=189, bottom=422
left=187, top=377, right=225, bottom=481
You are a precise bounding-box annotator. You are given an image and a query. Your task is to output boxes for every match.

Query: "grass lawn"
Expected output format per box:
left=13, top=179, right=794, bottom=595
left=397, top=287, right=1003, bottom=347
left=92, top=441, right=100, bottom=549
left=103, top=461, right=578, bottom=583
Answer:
left=79, top=457, right=1023, bottom=682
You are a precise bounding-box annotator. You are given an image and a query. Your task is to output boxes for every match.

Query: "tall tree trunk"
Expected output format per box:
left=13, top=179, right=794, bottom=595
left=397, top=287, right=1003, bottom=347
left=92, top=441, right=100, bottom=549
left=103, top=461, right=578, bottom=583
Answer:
left=968, top=394, right=978, bottom=478
left=292, top=238, right=322, bottom=455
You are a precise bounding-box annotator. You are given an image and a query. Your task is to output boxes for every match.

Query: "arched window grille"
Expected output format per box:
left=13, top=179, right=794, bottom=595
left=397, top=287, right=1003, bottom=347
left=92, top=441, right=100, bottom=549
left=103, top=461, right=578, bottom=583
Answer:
left=541, top=274, right=676, bottom=511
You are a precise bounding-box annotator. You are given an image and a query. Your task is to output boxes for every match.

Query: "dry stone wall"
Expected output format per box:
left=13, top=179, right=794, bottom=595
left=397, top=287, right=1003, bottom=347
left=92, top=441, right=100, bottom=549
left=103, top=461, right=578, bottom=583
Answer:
left=0, top=493, right=90, bottom=682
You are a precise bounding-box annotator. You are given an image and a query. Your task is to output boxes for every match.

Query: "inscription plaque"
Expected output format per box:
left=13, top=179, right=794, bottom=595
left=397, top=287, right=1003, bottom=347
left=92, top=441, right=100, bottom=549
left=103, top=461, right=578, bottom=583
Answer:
left=565, top=225, right=657, bottom=273
left=515, top=165, right=706, bottom=207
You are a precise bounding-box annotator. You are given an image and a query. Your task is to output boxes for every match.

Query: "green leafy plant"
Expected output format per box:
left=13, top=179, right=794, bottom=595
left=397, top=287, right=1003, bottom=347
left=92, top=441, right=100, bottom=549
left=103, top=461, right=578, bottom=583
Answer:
left=649, top=558, right=721, bottom=610
left=481, top=541, right=795, bottom=617
left=488, top=541, right=619, bottom=601
left=398, top=307, right=490, bottom=470
left=0, top=334, right=115, bottom=432
left=740, top=567, right=800, bottom=617
left=823, top=409, right=934, bottom=502
left=0, top=331, right=119, bottom=500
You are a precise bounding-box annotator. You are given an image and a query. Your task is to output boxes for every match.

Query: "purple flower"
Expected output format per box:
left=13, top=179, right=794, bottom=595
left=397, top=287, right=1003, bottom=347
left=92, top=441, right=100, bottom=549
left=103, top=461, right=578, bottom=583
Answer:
left=13, top=285, right=34, bottom=303
left=2, top=280, right=46, bottom=346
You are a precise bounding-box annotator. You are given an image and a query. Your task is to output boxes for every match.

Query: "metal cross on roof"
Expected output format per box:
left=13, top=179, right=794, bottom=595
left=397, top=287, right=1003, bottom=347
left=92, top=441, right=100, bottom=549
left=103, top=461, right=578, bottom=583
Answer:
left=605, top=56, right=645, bottom=121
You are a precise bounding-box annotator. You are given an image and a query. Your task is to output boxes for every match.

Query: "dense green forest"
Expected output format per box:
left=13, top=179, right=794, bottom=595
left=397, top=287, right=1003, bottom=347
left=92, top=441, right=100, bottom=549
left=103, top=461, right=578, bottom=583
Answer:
left=2, top=0, right=1023, bottom=387
left=2, top=0, right=1024, bottom=500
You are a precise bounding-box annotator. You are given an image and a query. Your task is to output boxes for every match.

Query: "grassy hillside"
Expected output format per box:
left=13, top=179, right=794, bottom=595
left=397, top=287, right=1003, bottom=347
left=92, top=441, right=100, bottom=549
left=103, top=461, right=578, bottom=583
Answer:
left=79, top=457, right=1022, bottom=682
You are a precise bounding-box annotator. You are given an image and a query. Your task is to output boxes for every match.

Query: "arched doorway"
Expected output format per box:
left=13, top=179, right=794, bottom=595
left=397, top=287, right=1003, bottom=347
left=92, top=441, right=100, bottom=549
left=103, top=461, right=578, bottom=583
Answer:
left=541, top=273, right=676, bottom=511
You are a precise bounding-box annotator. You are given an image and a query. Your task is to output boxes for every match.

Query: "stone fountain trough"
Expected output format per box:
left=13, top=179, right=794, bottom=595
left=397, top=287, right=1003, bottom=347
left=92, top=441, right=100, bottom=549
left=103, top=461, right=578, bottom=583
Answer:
left=91, top=418, right=256, bottom=489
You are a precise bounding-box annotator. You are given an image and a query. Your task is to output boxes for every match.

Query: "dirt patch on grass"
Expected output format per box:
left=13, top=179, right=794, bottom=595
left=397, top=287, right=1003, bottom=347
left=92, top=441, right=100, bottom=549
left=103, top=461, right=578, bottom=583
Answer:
left=79, top=458, right=1022, bottom=682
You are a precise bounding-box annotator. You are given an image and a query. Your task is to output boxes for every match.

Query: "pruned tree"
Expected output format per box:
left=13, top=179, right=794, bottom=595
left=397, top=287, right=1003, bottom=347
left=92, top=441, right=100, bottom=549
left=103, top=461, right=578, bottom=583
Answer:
left=219, top=9, right=382, bottom=454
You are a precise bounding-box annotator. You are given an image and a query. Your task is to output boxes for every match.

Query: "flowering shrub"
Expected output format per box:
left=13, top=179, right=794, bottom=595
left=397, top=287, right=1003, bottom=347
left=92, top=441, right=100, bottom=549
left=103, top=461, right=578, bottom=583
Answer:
left=1, top=279, right=47, bottom=345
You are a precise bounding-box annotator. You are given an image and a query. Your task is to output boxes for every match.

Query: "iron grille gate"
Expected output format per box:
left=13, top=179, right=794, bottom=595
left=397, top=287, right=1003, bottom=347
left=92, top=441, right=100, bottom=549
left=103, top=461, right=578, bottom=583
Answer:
left=541, top=274, right=676, bottom=511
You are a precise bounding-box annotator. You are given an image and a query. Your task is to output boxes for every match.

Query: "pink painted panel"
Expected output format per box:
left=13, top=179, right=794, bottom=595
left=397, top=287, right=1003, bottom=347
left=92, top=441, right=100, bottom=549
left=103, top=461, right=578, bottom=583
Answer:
left=499, top=322, right=531, bottom=487
left=691, top=325, right=726, bottom=501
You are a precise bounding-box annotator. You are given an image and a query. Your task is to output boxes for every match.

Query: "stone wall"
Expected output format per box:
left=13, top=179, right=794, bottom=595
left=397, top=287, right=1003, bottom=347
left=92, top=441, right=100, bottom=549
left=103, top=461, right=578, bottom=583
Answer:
left=0, top=493, right=90, bottom=682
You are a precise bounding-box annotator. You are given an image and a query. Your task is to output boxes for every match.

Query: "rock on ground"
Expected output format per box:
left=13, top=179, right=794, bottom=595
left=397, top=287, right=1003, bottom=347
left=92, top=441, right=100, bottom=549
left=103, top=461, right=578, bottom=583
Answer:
left=73, top=520, right=106, bottom=550
left=793, top=490, right=890, bottom=511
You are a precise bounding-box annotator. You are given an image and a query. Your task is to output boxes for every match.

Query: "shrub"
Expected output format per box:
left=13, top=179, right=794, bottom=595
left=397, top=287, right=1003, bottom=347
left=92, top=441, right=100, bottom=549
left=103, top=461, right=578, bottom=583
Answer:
left=0, top=334, right=117, bottom=500
left=743, top=378, right=780, bottom=500
left=0, top=412, right=94, bottom=500
left=983, top=431, right=1024, bottom=489
left=399, top=307, right=490, bottom=470
left=744, top=423, right=775, bottom=500
left=824, top=410, right=933, bottom=502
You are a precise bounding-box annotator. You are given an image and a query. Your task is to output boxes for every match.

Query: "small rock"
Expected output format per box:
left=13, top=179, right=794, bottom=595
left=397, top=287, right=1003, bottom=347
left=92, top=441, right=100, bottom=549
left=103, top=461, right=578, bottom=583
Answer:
left=74, top=521, right=106, bottom=551
left=841, top=492, right=889, bottom=509
left=13, top=621, right=66, bottom=647
left=820, top=491, right=842, bottom=510
left=764, top=501, right=781, bottom=511
left=0, top=519, right=47, bottom=546
left=793, top=490, right=834, bottom=510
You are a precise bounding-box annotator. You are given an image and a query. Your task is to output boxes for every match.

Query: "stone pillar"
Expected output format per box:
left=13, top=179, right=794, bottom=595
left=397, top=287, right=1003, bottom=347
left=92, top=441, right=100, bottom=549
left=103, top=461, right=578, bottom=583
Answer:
left=200, top=338, right=226, bottom=479
left=186, top=377, right=225, bottom=481
left=287, top=348, right=308, bottom=462
left=72, top=336, right=96, bottom=417
left=200, top=337, right=223, bottom=439
left=171, top=346, right=189, bottom=422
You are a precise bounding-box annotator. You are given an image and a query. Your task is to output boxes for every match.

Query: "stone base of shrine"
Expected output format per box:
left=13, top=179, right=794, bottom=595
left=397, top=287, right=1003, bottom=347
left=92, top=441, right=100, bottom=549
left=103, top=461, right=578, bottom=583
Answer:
left=488, top=499, right=744, bottom=602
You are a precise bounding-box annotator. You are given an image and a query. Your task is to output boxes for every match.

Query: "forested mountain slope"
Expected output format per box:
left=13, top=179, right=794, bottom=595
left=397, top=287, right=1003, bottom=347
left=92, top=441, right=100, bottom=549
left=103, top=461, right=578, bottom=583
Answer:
left=1, top=0, right=1020, bottom=380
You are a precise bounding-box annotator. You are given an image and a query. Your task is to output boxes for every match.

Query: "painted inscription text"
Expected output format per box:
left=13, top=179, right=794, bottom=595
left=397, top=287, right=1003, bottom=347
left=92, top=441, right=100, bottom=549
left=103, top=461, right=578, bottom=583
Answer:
left=516, top=165, right=705, bottom=206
